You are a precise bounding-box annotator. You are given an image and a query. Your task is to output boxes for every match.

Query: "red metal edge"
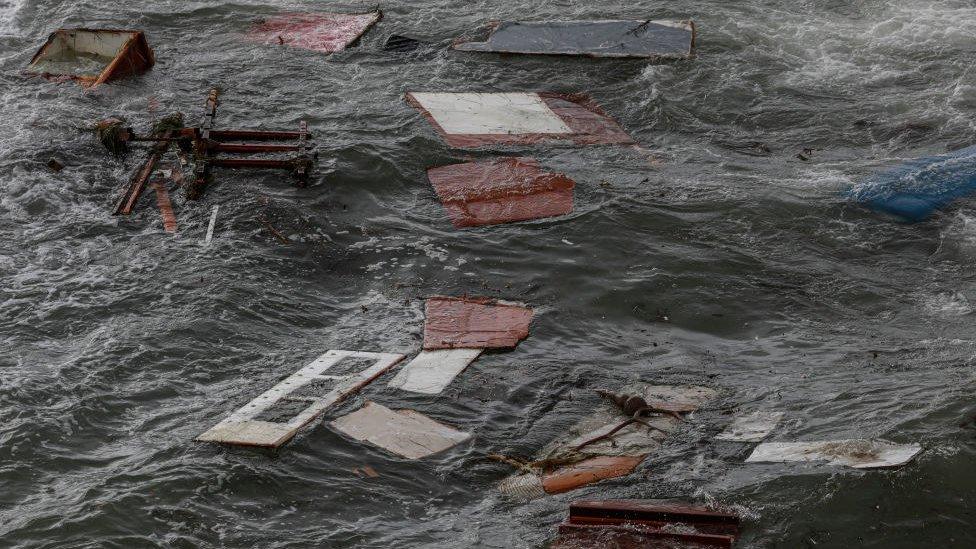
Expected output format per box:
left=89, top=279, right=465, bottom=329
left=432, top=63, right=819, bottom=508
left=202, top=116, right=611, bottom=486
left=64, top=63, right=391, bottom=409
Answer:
left=555, top=523, right=736, bottom=549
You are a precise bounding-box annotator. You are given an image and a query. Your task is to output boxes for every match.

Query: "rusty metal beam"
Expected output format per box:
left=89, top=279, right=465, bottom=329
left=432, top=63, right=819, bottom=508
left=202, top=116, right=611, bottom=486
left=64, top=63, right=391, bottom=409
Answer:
left=211, top=143, right=300, bottom=153
left=211, top=158, right=298, bottom=169
left=112, top=130, right=172, bottom=216
left=207, top=129, right=310, bottom=141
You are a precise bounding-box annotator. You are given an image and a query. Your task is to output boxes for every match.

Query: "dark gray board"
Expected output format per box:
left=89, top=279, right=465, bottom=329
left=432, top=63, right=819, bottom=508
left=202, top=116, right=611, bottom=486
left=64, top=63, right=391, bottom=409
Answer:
left=454, top=19, right=694, bottom=59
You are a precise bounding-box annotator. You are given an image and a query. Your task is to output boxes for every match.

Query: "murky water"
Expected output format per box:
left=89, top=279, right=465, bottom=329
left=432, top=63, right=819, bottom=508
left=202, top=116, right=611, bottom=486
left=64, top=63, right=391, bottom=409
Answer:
left=2, top=1, right=976, bottom=547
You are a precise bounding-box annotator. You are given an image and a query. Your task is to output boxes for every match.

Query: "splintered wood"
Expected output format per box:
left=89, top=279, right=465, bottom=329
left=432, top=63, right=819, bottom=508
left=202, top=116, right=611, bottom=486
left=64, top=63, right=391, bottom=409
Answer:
left=405, top=92, right=635, bottom=148
left=331, top=401, right=470, bottom=459
left=248, top=12, right=381, bottom=54
left=427, top=157, right=575, bottom=228
left=423, top=296, right=533, bottom=350
left=196, top=350, right=404, bottom=448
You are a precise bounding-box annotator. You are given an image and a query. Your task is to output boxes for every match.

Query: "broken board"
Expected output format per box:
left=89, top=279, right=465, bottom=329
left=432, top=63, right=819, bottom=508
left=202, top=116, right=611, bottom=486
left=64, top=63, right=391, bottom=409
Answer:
left=248, top=12, right=381, bottom=54
left=715, top=411, right=783, bottom=442
left=26, top=28, right=155, bottom=87
left=498, top=384, right=717, bottom=499
left=405, top=92, right=635, bottom=148
left=424, top=296, right=533, bottom=350
left=388, top=349, right=484, bottom=394
left=427, top=157, right=575, bottom=227
left=745, top=439, right=922, bottom=469
left=454, top=19, right=695, bottom=60
left=196, top=350, right=404, bottom=448
left=331, top=401, right=470, bottom=459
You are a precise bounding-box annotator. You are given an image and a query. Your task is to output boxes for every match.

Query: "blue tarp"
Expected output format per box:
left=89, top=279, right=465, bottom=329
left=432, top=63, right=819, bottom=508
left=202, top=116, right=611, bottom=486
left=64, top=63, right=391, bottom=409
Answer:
left=847, top=145, right=976, bottom=222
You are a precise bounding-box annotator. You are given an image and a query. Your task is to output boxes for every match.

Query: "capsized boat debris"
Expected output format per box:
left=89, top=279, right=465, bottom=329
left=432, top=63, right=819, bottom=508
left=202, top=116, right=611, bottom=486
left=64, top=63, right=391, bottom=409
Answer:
left=715, top=411, right=783, bottom=443
left=455, top=19, right=695, bottom=60
left=847, top=145, right=976, bottom=222
left=26, top=28, right=154, bottom=87
left=427, top=157, right=575, bottom=228
left=248, top=11, right=381, bottom=54
left=497, top=384, right=717, bottom=499
left=331, top=401, right=470, bottom=459
left=745, top=439, right=922, bottom=469
left=196, top=350, right=404, bottom=448
left=388, top=349, right=484, bottom=395
left=423, top=296, right=533, bottom=350
left=552, top=499, right=741, bottom=549
left=405, top=92, right=635, bottom=148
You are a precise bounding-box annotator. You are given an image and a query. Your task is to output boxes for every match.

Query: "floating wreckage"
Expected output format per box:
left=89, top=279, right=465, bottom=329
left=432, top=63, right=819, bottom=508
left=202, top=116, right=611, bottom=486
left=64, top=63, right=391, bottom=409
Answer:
left=552, top=499, right=740, bottom=549
left=715, top=411, right=783, bottom=443
left=248, top=11, right=381, bottom=54
left=745, top=439, right=922, bottom=469
left=405, top=92, right=635, bottom=148
left=102, top=88, right=315, bottom=221
left=454, top=19, right=695, bottom=60
left=497, top=384, right=716, bottom=499
left=331, top=401, right=470, bottom=459
left=427, top=157, right=575, bottom=228
left=26, top=28, right=154, bottom=87
left=847, top=145, right=976, bottom=221
left=390, top=296, right=533, bottom=395
left=196, top=350, right=404, bottom=448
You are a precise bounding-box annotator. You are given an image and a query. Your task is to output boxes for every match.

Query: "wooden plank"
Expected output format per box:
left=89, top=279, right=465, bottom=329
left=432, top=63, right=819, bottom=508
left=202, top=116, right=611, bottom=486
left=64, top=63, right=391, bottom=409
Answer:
left=387, top=349, right=483, bottom=394
left=714, top=411, right=783, bottom=442
left=196, top=350, right=404, bottom=448
left=204, top=205, right=218, bottom=245
left=745, top=440, right=922, bottom=469
left=151, top=178, right=177, bottom=233
left=331, top=401, right=470, bottom=459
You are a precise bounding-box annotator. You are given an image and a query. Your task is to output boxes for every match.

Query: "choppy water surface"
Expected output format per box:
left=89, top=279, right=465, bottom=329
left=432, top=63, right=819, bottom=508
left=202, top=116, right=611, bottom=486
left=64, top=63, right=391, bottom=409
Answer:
left=2, top=1, right=976, bottom=547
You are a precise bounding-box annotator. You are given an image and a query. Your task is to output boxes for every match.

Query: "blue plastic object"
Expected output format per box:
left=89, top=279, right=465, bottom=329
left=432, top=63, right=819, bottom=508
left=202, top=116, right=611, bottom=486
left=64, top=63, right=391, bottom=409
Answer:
left=847, top=145, right=976, bottom=222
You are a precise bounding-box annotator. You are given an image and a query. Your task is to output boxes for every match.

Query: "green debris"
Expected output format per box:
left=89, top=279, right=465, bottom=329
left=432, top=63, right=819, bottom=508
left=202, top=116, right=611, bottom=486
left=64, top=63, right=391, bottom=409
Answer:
left=152, top=112, right=185, bottom=135
left=95, top=117, right=128, bottom=154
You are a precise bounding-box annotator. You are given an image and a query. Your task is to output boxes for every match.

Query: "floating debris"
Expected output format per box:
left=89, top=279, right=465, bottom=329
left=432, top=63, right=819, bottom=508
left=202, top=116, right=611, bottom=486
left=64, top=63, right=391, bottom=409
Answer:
left=46, top=158, right=64, bottom=172
left=497, top=384, right=717, bottom=499
left=454, top=19, right=695, bottom=60
left=26, top=29, right=154, bottom=87
left=384, top=34, right=427, bottom=53
left=715, top=411, right=783, bottom=443
left=196, top=350, right=405, bottom=448
left=745, top=439, right=922, bottom=469
left=331, top=401, right=470, bottom=459
left=151, top=176, right=177, bottom=233
left=847, top=145, right=976, bottom=221
left=353, top=465, right=380, bottom=478
left=388, top=349, right=484, bottom=394
left=423, top=296, right=533, bottom=350
left=405, top=92, right=634, bottom=148
left=204, top=205, right=218, bottom=245
left=552, top=499, right=740, bottom=549
left=248, top=12, right=382, bottom=54
left=427, top=157, right=575, bottom=227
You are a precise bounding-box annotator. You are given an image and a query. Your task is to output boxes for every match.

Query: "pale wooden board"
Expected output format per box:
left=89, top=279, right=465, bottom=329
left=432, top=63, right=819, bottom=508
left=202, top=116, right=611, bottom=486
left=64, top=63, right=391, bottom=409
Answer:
left=409, top=92, right=572, bottom=135
left=196, top=350, right=405, bottom=448
left=745, top=440, right=922, bottom=469
left=387, top=349, right=483, bottom=394
left=331, top=401, right=470, bottom=459
left=715, top=411, right=784, bottom=442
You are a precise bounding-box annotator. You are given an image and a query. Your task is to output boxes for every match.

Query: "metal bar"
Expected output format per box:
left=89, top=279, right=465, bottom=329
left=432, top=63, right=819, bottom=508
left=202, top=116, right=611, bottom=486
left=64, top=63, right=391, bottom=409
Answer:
left=211, top=143, right=300, bottom=153
left=211, top=158, right=297, bottom=169
left=112, top=130, right=172, bottom=216
left=207, top=129, right=308, bottom=141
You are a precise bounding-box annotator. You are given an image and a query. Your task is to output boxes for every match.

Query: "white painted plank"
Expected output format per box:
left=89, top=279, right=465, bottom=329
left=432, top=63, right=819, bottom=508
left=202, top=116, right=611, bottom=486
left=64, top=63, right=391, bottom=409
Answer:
left=204, top=205, right=218, bottom=245
left=745, top=440, right=922, bottom=469
left=715, top=411, right=784, bottom=442
left=387, top=349, right=483, bottom=394
left=196, top=350, right=405, bottom=447
left=331, top=401, right=470, bottom=459
left=410, top=92, right=571, bottom=135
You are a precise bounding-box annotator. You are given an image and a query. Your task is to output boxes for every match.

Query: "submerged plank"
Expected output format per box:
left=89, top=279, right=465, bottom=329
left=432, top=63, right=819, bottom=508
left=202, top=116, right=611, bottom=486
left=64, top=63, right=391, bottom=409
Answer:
left=427, top=157, right=575, bottom=227
left=745, top=439, right=922, bottom=469
left=248, top=12, right=381, bottom=54
left=331, top=401, right=470, bottom=459
left=405, top=92, right=634, bottom=148
left=455, top=20, right=695, bottom=59
left=715, top=411, right=783, bottom=442
left=196, top=350, right=404, bottom=448
left=387, top=349, right=484, bottom=394
left=423, top=296, right=533, bottom=350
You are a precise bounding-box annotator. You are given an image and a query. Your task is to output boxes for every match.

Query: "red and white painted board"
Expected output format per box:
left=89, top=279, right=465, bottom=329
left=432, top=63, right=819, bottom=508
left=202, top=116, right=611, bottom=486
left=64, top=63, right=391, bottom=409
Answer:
left=427, top=157, right=575, bottom=227
left=423, top=296, right=533, bottom=350
left=405, top=92, right=634, bottom=148
left=196, top=350, right=404, bottom=448
left=248, top=12, right=381, bottom=54
left=331, top=401, right=470, bottom=459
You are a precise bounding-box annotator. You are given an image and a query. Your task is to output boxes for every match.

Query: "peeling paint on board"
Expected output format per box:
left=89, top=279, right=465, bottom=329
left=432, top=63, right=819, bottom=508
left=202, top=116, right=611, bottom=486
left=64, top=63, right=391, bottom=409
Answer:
left=423, top=296, right=533, bottom=350
left=387, top=349, right=484, bottom=394
left=331, top=401, right=470, bottom=459
left=455, top=19, right=695, bottom=60
left=247, top=12, right=381, bottom=54
left=405, top=92, right=635, bottom=148
left=745, top=439, right=922, bottom=469
left=427, top=157, right=575, bottom=227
